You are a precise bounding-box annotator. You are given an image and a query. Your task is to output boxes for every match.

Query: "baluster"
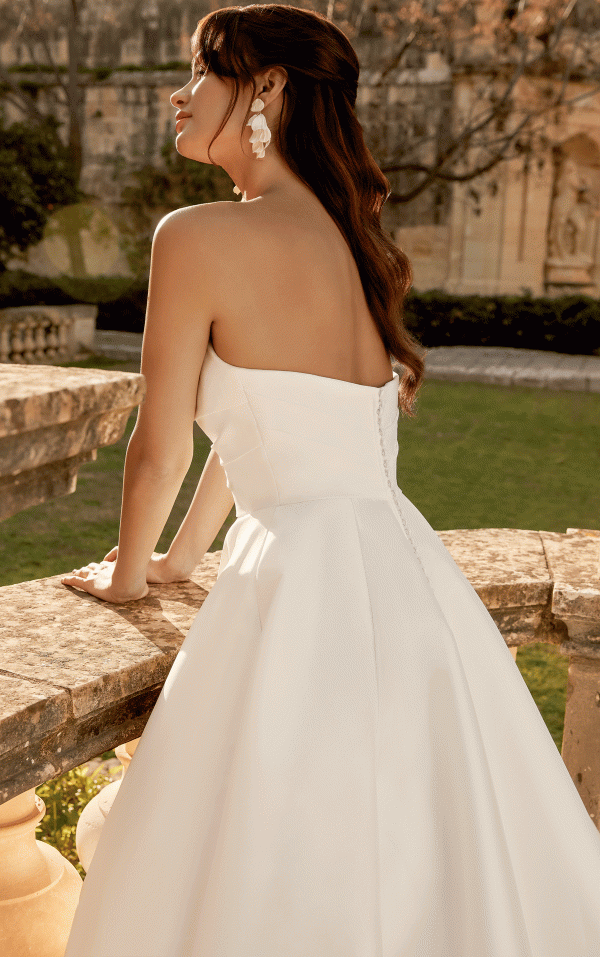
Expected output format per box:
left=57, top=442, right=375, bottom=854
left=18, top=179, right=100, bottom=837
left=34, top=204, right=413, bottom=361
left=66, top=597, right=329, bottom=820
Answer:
left=56, top=316, right=72, bottom=361
left=0, top=323, right=10, bottom=363
left=22, top=316, right=37, bottom=362
left=33, top=316, right=47, bottom=361
left=45, top=321, right=59, bottom=361
left=74, top=738, right=140, bottom=872
left=10, top=321, right=26, bottom=363
left=42, top=317, right=53, bottom=362
left=0, top=787, right=82, bottom=956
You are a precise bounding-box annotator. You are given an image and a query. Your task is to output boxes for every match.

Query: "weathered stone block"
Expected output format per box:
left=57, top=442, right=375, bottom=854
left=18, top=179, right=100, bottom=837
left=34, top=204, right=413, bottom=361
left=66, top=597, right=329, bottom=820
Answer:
left=0, top=364, right=145, bottom=520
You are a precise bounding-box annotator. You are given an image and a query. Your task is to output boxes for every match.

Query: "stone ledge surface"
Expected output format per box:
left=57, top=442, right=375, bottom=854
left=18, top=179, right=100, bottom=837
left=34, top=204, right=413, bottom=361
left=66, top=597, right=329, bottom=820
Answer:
left=0, top=362, right=145, bottom=437
left=0, top=362, right=146, bottom=519
left=0, top=550, right=222, bottom=803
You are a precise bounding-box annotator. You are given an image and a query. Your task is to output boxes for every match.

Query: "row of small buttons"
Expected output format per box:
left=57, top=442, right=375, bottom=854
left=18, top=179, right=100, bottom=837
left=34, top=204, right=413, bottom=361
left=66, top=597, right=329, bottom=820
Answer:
left=376, top=390, right=431, bottom=583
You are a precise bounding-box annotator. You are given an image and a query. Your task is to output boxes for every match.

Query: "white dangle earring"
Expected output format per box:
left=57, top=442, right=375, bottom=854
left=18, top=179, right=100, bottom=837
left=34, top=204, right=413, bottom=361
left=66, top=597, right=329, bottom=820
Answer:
left=247, top=96, right=271, bottom=157
left=233, top=96, right=271, bottom=195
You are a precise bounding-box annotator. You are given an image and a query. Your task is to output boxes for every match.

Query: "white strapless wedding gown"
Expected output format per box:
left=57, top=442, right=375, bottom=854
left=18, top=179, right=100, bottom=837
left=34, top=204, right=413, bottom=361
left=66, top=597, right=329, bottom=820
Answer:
left=64, top=340, right=600, bottom=957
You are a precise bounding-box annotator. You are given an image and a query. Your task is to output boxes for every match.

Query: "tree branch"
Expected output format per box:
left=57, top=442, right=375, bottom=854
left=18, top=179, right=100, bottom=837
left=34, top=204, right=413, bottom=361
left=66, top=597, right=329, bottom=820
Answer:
left=371, top=29, right=418, bottom=85
left=35, top=23, right=69, bottom=99
left=0, top=63, right=45, bottom=121
left=383, top=72, right=600, bottom=203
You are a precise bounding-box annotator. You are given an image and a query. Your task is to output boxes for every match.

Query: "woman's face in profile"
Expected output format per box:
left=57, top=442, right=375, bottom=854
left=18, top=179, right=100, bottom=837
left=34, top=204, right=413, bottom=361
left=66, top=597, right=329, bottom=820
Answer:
left=170, top=67, right=252, bottom=165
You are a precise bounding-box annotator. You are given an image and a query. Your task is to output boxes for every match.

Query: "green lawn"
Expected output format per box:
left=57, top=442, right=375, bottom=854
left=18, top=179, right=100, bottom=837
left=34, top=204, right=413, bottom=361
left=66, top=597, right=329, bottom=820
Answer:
left=3, top=356, right=599, bottom=752
left=397, top=377, right=600, bottom=533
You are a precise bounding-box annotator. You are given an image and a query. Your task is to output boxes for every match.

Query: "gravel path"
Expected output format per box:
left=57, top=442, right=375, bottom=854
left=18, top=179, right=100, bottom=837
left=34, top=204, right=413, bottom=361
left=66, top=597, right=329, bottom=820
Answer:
left=92, top=332, right=600, bottom=393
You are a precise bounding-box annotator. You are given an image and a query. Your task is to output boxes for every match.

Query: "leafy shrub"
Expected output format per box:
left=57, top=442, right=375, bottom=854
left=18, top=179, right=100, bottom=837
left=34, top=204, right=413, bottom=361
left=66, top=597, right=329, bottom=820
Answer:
left=0, top=268, right=77, bottom=306
left=0, top=268, right=149, bottom=329
left=95, top=279, right=149, bottom=330
left=404, top=290, right=600, bottom=355
left=0, top=111, right=80, bottom=270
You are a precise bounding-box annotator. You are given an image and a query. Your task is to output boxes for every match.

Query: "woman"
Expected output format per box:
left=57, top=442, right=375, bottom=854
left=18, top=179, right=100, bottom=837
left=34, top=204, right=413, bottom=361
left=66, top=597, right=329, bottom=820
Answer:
left=62, top=6, right=600, bottom=956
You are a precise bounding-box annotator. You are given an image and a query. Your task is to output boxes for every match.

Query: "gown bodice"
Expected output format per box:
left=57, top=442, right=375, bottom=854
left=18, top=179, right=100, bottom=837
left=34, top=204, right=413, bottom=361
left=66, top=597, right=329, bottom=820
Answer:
left=195, top=341, right=401, bottom=519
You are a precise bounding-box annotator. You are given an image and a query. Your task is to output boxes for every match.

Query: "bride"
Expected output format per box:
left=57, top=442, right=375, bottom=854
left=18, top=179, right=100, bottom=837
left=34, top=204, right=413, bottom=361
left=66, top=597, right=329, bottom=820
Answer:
left=61, top=6, right=600, bottom=957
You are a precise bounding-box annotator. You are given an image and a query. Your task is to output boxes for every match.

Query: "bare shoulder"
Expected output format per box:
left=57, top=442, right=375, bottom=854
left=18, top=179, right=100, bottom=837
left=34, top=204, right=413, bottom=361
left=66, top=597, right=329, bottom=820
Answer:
left=153, top=200, right=257, bottom=260
left=156, top=196, right=322, bottom=246
left=154, top=200, right=240, bottom=236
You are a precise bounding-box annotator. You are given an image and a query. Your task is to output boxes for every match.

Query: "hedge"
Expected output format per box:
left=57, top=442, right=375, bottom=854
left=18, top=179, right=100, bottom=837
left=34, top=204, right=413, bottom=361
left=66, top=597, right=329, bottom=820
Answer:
left=0, top=269, right=148, bottom=331
left=1, top=271, right=599, bottom=355
left=404, top=290, right=600, bottom=355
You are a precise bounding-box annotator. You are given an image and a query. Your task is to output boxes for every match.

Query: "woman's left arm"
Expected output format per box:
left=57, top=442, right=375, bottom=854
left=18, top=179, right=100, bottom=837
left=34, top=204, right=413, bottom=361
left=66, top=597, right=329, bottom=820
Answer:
left=61, top=204, right=222, bottom=603
left=110, top=440, right=193, bottom=598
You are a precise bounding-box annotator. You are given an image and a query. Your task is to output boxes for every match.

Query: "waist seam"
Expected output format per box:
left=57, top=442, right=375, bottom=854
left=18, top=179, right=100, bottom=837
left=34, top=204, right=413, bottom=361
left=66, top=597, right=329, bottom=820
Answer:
left=236, top=491, right=400, bottom=517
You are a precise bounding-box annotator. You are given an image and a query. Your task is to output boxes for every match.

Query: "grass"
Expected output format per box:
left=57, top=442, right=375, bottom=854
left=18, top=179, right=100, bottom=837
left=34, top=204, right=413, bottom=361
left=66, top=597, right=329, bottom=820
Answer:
left=0, top=355, right=237, bottom=588
left=4, top=356, right=599, bottom=759
left=396, top=377, right=600, bottom=534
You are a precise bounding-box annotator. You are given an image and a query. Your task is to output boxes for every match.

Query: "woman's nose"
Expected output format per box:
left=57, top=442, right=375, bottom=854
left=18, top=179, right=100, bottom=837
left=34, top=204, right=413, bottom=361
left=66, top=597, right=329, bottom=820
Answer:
left=170, top=89, right=189, bottom=108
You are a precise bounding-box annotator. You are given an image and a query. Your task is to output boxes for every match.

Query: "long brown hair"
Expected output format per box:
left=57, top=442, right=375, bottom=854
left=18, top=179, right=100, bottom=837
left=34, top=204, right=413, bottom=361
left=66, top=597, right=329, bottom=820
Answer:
left=191, top=3, right=426, bottom=415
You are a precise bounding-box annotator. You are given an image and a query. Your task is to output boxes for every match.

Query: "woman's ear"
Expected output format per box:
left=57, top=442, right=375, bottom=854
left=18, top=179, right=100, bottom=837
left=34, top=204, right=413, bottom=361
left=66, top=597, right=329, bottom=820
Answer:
left=261, top=66, right=288, bottom=102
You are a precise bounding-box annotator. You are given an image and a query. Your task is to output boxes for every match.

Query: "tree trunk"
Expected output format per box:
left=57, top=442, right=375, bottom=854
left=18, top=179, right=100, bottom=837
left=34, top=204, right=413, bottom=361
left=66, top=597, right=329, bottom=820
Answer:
left=67, top=0, right=82, bottom=184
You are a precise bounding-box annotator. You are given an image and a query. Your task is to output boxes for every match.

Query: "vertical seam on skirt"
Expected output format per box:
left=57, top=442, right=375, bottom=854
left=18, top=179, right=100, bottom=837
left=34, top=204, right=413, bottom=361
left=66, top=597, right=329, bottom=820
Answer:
left=253, top=507, right=276, bottom=631
left=349, top=496, right=384, bottom=957
left=348, top=496, right=380, bottom=741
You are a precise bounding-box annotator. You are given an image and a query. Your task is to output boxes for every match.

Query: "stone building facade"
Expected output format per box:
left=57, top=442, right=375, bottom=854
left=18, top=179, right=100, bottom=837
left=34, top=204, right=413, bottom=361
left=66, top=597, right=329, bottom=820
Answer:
left=2, top=1, right=600, bottom=297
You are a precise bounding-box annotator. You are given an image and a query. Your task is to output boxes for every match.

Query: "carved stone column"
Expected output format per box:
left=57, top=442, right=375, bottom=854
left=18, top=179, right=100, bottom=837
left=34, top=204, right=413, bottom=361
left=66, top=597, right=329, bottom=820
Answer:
left=543, top=528, right=600, bottom=823
left=563, top=655, right=600, bottom=826
left=544, top=140, right=600, bottom=295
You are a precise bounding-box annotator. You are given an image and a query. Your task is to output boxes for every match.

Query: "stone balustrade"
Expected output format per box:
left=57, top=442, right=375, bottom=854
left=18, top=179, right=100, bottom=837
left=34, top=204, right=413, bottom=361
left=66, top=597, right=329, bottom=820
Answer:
left=0, top=361, right=145, bottom=521
left=0, top=305, right=97, bottom=365
left=0, top=526, right=599, bottom=955
left=0, top=357, right=146, bottom=955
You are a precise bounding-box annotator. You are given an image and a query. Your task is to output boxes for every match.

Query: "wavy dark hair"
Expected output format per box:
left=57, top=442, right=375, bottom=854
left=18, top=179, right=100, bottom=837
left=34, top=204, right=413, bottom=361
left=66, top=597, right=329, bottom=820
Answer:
left=190, top=3, right=426, bottom=415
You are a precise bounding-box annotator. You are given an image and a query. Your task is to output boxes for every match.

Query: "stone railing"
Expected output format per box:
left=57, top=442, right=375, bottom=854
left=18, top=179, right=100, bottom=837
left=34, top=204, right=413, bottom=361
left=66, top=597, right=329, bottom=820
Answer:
left=0, top=358, right=146, bottom=956
left=0, top=526, right=598, bottom=955
left=0, top=304, right=97, bottom=364
left=0, top=361, right=145, bottom=521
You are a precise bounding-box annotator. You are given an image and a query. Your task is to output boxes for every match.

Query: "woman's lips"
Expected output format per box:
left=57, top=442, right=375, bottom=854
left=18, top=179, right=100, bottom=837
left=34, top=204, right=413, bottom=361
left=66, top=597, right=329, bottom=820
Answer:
left=176, top=116, right=191, bottom=129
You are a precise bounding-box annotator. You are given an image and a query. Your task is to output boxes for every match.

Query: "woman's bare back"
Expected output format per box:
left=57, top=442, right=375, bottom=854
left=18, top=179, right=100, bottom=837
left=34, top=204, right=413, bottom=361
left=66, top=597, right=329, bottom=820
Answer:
left=202, top=191, right=395, bottom=388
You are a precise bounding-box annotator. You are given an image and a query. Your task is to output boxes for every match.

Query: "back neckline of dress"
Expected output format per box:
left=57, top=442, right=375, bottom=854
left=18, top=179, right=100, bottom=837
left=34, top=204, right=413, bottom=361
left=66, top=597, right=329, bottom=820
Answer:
left=207, top=341, right=398, bottom=392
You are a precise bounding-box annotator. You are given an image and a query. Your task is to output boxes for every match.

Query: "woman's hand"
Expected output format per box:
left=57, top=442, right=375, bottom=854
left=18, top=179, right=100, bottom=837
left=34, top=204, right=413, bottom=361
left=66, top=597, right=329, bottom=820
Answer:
left=60, top=559, right=148, bottom=604
left=103, top=545, right=193, bottom=585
